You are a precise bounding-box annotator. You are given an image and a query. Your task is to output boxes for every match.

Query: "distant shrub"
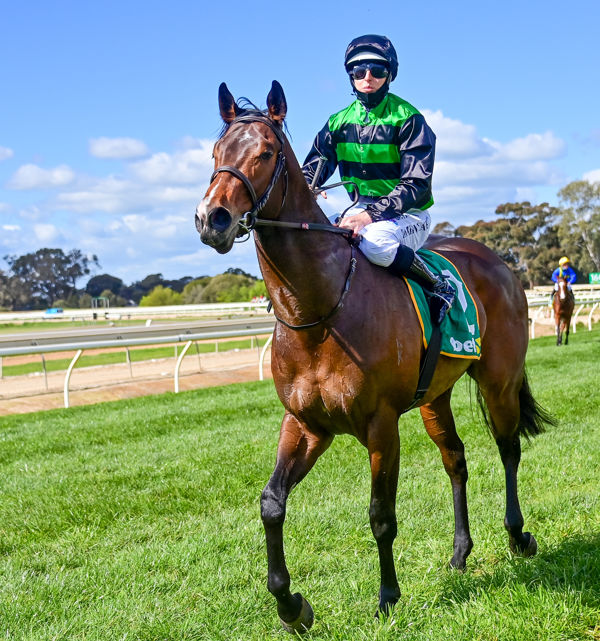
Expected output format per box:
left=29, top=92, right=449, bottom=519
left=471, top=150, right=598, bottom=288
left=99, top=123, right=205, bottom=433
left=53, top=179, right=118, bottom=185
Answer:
left=139, top=285, right=183, bottom=306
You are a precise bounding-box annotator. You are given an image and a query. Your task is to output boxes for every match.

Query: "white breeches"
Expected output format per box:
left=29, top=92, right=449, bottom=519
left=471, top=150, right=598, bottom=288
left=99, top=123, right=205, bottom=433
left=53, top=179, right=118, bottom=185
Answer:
left=330, top=207, right=431, bottom=267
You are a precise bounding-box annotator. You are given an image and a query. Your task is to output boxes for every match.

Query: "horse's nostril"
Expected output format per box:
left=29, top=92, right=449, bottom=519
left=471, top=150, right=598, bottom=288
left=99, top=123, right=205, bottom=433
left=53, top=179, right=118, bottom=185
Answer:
left=195, top=213, right=203, bottom=233
left=208, top=207, right=232, bottom=233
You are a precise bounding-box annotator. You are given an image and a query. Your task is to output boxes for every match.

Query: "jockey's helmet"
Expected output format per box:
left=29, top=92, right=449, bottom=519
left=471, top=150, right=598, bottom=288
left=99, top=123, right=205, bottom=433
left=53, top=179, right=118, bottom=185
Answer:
left=559, top=256, right=570, bottom=266
left=344, top=34, right=398, bottom=81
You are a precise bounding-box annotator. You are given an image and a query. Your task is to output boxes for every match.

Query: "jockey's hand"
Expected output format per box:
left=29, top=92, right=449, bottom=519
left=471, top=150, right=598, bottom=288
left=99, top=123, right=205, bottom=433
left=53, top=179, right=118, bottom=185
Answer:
left=338, top=210, right=372, bottom=236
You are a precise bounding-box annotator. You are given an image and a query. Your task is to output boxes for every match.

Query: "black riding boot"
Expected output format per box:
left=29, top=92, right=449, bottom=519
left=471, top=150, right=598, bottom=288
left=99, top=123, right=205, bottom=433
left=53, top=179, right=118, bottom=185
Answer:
left=388, top=246, right=455, bottom=325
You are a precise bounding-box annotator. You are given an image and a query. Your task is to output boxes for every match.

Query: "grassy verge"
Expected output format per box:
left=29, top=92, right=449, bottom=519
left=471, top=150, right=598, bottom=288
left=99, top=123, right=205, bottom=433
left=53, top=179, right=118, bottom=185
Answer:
left=0, top=330, right=598, bottom=639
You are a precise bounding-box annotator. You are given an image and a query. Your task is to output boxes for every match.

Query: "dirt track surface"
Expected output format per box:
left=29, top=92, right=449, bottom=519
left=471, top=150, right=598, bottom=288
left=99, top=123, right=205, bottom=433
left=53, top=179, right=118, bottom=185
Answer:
left=0, top=349, right=272, bottom=416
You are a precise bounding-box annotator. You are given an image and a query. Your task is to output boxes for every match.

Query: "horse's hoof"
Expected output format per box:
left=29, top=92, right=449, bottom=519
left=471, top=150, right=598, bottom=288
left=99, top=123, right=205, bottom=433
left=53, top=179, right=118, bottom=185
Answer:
left=448, top=556, right=467, bottom=572
left=280, top=594, right=314, bottom=634
left=510, top=532, right=538, bottom=557
left=375, top=588, right=400, bottom=619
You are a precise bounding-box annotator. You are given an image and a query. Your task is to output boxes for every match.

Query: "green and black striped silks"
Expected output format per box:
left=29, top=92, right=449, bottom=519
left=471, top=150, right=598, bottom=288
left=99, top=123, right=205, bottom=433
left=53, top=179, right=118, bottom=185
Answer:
left=302, top=92, right=436, bottom=222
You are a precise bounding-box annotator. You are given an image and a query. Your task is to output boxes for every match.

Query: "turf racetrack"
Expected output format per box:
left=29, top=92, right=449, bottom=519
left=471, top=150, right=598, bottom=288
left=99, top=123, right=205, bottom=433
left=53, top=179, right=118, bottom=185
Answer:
left=0, top=330, right=599, bottom=640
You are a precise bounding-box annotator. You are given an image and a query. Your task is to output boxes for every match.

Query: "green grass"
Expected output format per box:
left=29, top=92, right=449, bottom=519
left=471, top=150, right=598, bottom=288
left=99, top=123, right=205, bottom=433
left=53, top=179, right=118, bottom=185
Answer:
left=1, top=338, right=268, bottom=377
left=0, top=330, right=599, bottom=640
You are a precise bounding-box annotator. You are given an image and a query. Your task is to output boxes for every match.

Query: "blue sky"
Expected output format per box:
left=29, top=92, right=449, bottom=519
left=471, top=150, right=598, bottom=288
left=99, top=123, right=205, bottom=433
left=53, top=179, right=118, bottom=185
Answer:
left=1, top=0, right=599, bottom=283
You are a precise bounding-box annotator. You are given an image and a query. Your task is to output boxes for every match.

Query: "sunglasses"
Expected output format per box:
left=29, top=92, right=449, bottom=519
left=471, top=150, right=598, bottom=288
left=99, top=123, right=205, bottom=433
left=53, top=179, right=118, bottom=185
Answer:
left=349, top=63, right=390, bottom=80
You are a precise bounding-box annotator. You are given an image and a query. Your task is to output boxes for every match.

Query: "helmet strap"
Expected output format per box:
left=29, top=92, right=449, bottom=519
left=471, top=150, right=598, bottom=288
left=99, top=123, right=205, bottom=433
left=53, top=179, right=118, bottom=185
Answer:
left=351, top=76, right=391, bottom=109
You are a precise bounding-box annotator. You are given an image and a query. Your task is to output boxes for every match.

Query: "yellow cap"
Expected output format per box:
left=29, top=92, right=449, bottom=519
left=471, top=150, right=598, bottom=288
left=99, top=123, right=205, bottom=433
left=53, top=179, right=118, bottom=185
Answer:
left=559, top=256, right=570, bottom=265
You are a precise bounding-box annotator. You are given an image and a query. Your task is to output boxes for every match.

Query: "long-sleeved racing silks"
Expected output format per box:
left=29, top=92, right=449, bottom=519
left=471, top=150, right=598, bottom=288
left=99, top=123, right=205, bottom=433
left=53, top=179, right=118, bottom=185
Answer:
left=551, top=266, right=577, bottom=284
left=302, top=92, right=436, bottom=223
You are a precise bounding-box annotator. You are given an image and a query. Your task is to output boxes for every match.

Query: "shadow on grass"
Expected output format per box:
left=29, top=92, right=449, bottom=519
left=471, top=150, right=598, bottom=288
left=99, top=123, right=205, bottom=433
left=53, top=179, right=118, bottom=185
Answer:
left=437, top=533, right=600, bottom=608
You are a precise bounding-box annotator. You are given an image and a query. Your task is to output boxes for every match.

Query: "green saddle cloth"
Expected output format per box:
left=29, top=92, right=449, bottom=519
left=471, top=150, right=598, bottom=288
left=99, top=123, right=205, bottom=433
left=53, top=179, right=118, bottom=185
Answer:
left=403, top=249, right=481, bottom=359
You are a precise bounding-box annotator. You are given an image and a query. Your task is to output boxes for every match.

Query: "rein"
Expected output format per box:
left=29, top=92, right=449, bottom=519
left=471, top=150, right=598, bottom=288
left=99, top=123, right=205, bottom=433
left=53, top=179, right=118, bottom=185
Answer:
left=211, top=112, right=358, bottom=331
left=275, top=245, right=358, bottom=331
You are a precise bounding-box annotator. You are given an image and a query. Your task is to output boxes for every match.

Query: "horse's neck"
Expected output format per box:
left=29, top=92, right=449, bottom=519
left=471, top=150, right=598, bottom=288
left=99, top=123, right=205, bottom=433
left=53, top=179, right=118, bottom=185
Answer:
left=255, top=169, right=351, bottom=324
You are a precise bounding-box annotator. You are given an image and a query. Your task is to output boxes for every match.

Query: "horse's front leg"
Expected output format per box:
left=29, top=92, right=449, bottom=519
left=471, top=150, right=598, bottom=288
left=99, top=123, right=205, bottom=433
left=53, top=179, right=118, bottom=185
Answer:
left=261, top=412, right=332, bottom=634
left=367, top=406, right=401, bottom=616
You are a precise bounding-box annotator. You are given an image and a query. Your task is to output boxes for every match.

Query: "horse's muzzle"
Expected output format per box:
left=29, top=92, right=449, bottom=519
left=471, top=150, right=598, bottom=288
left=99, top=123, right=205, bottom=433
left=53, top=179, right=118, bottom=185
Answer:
left=195, top=204, right=236, bottom=254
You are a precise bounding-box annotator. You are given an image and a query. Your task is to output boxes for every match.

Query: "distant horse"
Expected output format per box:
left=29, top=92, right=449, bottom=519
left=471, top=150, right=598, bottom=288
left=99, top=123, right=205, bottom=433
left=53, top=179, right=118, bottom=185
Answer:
left=195, top=81, right=554, bottom=633
left=553, top=276, right=575, bottom=346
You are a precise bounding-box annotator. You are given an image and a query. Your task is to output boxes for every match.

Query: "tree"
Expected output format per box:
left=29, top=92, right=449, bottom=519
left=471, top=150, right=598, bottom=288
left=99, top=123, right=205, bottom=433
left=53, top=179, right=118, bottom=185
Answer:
left=0, top=270, right=31, bottom=310
left=557, top=180, right=600, bottom=276
left=2, top=248, right=99, bottom=308
left=86, top=274, right=124, bottom=298
left=139, top=285, right=183, bottom=306
left=432, top=221, right=458, bottom=237
left=457, top=202, right=560, bottom=288
left=182, top=277, right=212, bottom=304
left=198, top=272, right=258, bottom=303
left=99, top=289, right=128, bottom=307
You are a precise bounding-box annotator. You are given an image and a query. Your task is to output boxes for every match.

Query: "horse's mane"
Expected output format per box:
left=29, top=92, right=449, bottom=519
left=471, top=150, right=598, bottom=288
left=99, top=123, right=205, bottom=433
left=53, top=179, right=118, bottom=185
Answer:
left=218, top=97, right=291, bottom=140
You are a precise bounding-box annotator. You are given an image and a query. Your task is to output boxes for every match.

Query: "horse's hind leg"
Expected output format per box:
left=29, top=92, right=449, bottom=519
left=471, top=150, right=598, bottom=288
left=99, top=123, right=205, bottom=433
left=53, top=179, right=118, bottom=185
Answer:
left=565, top=321, right=570, bottom=345
left=261, top=412, right=333, bottom=633
left=420, top=389, right=473, bottom=570
left=478, top=378, right=537, bottom=557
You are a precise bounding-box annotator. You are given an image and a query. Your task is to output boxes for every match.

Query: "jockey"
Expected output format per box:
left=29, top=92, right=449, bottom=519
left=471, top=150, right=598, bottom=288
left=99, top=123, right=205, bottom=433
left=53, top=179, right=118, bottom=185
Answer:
left=302, top=34, right=454, bottom=325
left=551, top=256, right=576, bottom=297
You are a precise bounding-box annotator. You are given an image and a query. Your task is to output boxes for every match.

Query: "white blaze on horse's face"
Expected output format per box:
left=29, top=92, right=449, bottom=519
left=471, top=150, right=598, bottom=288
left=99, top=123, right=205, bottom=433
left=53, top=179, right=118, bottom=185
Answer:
left=559, top=280, right=566, bottom=300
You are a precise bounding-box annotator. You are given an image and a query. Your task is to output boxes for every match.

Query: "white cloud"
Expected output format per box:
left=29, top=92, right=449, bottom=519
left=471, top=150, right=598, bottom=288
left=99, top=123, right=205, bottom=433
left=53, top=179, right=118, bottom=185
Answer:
left=499, top=132, right=566, bottom=161
left=89, top=137, right=149, bottom=159
left=121, top=213, right=186, bottom=239
left=423, top=110, right=494, bottom=159
left=2, top=224, right=20, bottom=231
left=0, top=146, right=14, bottom=161
left=56, top=176, right=136, bottom=213
left=131, top=140, right=214, bottom=184
left=583, top=168, right=600, bottom=183
left=8, top=164, right=75, bottom=190
left=33, top=223, right=59, bottom=243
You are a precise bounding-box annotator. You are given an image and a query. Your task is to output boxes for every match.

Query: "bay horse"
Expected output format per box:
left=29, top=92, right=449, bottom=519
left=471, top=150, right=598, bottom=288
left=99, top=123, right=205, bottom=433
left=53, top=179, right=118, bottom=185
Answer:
left=195, top=81, right=554, bottom=633
left=553, top=276, right=575, bottom=346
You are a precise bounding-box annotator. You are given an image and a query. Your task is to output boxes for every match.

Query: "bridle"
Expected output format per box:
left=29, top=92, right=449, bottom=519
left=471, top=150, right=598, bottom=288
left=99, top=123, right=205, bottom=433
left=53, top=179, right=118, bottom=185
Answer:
left=209, top=112, right=358, bottom=331
left=210, top=113, right=289, bottom=238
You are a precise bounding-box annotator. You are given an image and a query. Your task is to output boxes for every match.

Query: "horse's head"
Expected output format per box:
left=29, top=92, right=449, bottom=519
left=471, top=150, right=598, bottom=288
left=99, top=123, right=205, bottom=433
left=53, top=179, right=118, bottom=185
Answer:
left=557, top=276, right=568, bottom=300
left=195, top=81, right=288, bottom=254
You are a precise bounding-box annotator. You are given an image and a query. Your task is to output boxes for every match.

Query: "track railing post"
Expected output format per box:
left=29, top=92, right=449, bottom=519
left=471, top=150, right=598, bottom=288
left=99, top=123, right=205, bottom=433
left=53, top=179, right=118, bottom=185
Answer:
left=64, top=349, right=83, bottom=408
left=174, top=340, right=192, bottom=393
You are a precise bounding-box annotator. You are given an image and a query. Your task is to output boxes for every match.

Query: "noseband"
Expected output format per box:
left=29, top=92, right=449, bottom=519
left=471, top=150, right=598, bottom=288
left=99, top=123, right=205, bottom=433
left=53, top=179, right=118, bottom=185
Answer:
left=210, top=113, right=288, bottom=236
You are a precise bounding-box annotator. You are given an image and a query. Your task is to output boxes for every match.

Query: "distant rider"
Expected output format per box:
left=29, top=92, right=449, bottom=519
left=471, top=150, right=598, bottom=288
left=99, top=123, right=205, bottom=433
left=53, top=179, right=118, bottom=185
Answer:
left=301, top=34, right=454, bottom=325
left=551, top=256, right=576, bottom=299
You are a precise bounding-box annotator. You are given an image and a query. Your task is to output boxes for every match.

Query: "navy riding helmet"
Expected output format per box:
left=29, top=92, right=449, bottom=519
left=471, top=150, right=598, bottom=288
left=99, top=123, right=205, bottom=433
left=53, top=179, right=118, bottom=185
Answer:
left=344, top=34, right=399, bottom=81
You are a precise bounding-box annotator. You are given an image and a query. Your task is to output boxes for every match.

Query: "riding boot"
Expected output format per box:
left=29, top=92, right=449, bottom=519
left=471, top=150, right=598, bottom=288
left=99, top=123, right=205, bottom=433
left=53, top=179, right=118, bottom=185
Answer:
left=388, top=246, right=455, bottom=325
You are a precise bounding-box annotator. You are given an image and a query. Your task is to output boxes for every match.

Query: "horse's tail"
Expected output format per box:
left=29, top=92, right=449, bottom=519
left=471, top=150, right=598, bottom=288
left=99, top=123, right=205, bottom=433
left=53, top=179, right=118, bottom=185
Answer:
left=475, top=369, right=556, bottom=440
left=515, top=370, right=557, bottom=439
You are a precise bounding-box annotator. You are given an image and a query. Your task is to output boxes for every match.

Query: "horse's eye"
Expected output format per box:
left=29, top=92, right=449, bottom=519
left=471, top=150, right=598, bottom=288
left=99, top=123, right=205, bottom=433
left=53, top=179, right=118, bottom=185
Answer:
left=260, top=151, right=274, bottom=161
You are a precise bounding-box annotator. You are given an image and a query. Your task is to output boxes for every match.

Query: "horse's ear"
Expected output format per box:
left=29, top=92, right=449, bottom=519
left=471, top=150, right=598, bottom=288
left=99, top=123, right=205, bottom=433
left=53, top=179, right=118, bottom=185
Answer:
left=218, top=82, right=239, bottom=124
left=267, top=80, right=287, bottom=124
